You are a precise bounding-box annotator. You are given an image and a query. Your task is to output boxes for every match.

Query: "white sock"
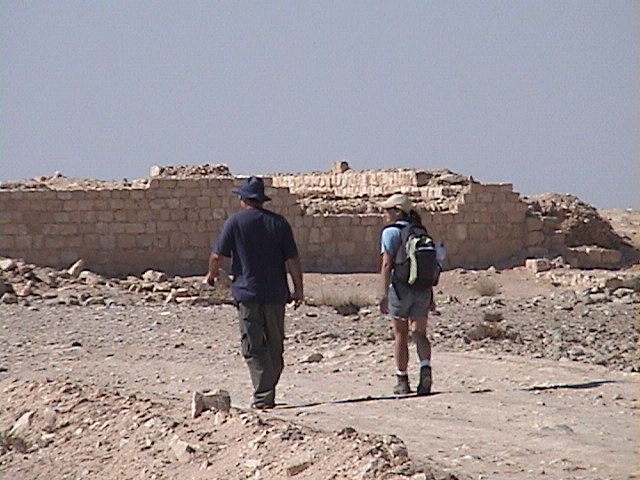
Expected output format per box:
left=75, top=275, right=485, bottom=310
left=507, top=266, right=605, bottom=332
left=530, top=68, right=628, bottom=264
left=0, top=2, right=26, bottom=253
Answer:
left=396, top=370, right=408, bottom=377
left=420, top=359, right=431, bottom=368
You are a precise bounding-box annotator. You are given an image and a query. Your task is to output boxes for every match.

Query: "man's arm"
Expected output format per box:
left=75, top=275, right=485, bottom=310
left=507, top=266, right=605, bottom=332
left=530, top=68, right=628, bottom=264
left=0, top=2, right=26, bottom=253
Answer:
left=285, top=255, right=304, bottom=308
left=205, top=252, right=227, bottom=286
left=379, top=252, right=394, bottom=314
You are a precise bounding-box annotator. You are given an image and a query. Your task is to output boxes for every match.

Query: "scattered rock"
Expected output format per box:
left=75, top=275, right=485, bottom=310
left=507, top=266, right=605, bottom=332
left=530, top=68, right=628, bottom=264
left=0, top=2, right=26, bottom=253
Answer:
left=42, top=407, right=58, bottom=432
left=0, top=277, right=13, bottom=296
left=142, top=270, right=167, bottom=283
left=9, top=411, right=34, bottom=437
left=525, top=258, right=551, bottom=273
left=0, top=258, right=16, bottom=271
left=67, top=259, right=85, bottom=278
left=303, top=353, right=324, bottom=363
left=1, top=292, right=18, bottom=304
left=466, top=322, right=507, bottom=341
left=168, top=435, right=194, bottom=463
left=0, top=257, right=233, bottom=306
left=482, top=310, right=504, bottom=322
left=78, top=270, right=104, bottom=286
left=286, top=453, right=314, bottom=476
left=191, top=389, right=231, bottom=418
left=334, top=303, right=360, bottom=315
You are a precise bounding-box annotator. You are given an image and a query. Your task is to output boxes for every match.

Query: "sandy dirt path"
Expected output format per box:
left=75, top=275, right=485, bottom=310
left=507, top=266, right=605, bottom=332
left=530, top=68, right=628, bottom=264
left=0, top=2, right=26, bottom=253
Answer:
left=2, top=301, right=637, bottom=479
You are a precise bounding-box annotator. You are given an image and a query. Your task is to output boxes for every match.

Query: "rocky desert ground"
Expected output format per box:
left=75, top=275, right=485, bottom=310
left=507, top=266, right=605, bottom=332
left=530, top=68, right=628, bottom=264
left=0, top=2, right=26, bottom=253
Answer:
left=1, top=209, right=638, bottom=480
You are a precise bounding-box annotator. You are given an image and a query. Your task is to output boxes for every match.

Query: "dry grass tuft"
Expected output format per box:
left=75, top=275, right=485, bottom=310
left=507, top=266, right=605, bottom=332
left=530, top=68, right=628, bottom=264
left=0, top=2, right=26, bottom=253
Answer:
left=474, top=277, right=500, bottom=297
left=312, top=291, right=371, bottom=311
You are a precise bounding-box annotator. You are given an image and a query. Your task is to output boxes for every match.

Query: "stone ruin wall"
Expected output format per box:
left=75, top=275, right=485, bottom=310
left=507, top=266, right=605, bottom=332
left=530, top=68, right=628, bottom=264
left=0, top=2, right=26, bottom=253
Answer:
left=271, top=167, right=627, bottom=270
left=0, top=176, right=286, bottom=277
left=1, top=165, right=622, bottom=277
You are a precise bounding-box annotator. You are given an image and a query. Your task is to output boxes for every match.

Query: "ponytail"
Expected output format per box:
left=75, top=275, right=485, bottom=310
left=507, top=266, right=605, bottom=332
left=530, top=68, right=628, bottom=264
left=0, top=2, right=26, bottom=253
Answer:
left=408, top=209, right=422, bottom=226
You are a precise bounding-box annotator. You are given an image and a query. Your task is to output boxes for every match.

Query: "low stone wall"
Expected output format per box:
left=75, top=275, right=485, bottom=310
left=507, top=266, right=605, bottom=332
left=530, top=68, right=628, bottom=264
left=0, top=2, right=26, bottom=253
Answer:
left=0, top=173, right=533, bottom=275
left=0, top=177, right=296, bottom=276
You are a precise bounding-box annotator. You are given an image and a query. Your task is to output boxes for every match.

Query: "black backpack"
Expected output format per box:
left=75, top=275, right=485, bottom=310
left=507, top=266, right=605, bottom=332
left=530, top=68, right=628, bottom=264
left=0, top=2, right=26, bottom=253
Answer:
left=388, top=223, right=441, bottom=289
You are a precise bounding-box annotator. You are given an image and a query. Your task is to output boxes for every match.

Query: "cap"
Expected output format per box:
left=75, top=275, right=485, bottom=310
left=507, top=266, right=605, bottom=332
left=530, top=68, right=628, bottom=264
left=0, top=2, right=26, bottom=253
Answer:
left=377, top=193, right=413, bottom=214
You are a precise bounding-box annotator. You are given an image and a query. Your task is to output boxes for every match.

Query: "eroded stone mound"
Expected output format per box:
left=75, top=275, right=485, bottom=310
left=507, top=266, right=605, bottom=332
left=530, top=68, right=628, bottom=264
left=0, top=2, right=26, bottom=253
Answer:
left=525, top=193, right=627, bottom=249
left=0, top=378, right=453, bottom=480
left=149, top=164, right=232, bottom=178
left=524, top=193, right=639, bottom=266
left=0, top=172, right=147, bottom=191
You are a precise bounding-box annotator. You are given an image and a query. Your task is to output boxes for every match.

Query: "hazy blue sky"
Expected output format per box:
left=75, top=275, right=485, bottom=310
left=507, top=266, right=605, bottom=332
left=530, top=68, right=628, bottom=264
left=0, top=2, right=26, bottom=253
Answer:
left=2, top=1, right=638, bottom=208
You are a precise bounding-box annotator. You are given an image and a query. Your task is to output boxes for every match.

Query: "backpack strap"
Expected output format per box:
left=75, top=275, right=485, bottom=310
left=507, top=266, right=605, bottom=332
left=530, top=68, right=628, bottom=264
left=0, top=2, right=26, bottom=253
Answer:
left=381, top=222, right=408, bottom=262
left=381, top=222, right=407, bottom=232
left=380, top=223, right=406, bottom=299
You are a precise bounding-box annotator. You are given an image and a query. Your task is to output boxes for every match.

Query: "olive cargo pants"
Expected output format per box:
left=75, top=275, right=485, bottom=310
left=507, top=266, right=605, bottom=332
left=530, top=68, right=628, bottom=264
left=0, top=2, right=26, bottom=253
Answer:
left=237, top=302, right=285, bottom=407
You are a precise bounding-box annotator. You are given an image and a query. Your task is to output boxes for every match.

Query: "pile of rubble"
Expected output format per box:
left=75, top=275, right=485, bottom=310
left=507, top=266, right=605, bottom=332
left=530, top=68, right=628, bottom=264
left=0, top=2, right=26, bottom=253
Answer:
left=1, top=378, right=444, bottom=480
left=149, top=164, right=232, bottom=178
left=298, top=195, right=388, bottom=215
left=524, top=193, right=634, bottom=250
left=0, top=257, right=232, bottom=307
left=0, top=172, right=147, bottom=191
left=523, top=193, right=639, bottom=267
left=298, top=192, right=464, bottom=215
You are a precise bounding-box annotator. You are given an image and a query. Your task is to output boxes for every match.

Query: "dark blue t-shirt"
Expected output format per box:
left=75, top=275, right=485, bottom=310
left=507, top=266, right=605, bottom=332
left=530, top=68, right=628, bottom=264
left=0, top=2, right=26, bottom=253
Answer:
left=213, top=207, right=298, bottom=303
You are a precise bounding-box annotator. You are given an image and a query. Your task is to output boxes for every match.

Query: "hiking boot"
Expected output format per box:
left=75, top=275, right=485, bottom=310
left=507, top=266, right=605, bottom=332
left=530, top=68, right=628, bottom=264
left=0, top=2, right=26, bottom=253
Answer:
left=417, top=366, right=432, bottom=395
left=251, top=401, right=275, bottom=410
left=393, top=374, right=411, bottom=395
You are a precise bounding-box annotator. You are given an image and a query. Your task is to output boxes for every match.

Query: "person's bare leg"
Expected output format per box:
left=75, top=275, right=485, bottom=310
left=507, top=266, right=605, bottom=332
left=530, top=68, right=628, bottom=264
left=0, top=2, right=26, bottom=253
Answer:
left=392, top=317, right=411, bottom=394
left=410, top=316, right=432, bottom=395
left=392, top=317, right=409, bottom=371
left=410, top=317, right=431, bottom=362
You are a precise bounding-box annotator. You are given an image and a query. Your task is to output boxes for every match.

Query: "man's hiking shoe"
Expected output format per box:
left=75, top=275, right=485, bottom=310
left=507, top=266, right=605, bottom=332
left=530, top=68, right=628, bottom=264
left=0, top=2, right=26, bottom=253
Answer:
left=393, top=374, right=411, bottom=395
left=417, top=366, right=432, bottom=395
left=251, top=402, right=275, bottom=410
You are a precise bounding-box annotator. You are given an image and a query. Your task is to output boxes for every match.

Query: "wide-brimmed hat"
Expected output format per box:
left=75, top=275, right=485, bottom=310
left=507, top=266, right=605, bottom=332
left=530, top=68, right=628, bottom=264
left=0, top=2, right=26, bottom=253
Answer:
left=377, top=193, right=412, bottom=214
left=232, top=176, right=271, bottom=202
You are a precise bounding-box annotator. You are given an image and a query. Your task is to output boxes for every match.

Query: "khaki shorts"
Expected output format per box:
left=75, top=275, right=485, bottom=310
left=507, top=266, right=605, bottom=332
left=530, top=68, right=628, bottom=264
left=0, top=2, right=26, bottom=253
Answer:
left=388, top=283, right=432, bottom=319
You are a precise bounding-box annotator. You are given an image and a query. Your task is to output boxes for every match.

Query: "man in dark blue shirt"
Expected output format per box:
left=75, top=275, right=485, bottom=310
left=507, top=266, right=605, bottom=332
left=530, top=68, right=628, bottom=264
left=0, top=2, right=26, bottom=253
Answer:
left=205, top=176, right=303, bottom=409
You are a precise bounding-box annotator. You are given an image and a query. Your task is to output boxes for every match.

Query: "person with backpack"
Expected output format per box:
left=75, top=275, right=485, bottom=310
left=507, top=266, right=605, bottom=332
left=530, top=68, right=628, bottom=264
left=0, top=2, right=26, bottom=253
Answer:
left=378, top=193, right=440, bottom=395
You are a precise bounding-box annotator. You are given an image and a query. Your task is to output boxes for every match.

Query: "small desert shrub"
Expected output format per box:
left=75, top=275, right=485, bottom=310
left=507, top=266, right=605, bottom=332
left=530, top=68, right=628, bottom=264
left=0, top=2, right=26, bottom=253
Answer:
left=0, top=430, right=30, bottom=454
left=474, top=277, right=499, bottom=297
left=314, top=291, right=371, bottom=311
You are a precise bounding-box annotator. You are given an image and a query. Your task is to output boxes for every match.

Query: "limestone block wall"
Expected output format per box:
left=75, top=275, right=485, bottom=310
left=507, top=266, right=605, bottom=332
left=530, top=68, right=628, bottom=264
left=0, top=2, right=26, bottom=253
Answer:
left=523, top=214, right=566, bottom=259
left=0, top=176, right=531, bottom=276
left=424, top=183, right=529, bottom=269
left=290, top=214, right=382, bottom=272
left=289, top=181, right=530, bottom=272
left=0, top=177, right=300, bottom=276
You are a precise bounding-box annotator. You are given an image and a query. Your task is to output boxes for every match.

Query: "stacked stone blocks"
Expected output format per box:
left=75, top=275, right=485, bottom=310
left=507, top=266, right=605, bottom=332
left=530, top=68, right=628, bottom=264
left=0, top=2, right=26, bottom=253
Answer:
left=2, top=171, right=537, bottom=275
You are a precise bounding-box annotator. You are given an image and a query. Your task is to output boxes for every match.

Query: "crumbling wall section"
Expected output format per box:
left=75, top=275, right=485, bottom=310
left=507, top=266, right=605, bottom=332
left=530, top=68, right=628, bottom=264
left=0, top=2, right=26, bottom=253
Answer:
left=272, top=168, right=433, bottom=196
left=272, top=168, right=471, bottom=212
left=402, top=182, right=527, bottom=270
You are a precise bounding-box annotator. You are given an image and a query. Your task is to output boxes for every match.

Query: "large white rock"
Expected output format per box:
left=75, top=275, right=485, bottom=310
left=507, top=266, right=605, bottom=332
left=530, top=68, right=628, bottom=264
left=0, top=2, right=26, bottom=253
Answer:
left=525, top=258, right=551, bottom=273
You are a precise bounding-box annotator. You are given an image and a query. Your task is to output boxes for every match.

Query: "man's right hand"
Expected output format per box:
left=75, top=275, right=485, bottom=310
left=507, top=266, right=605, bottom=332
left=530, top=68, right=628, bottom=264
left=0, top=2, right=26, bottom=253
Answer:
left=204, top=272, right=216, bottom=287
